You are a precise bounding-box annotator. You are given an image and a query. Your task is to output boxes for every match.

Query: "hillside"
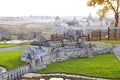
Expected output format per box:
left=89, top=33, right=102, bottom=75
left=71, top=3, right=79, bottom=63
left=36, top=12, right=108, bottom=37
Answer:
left=0, top=17, right=54, bottom=34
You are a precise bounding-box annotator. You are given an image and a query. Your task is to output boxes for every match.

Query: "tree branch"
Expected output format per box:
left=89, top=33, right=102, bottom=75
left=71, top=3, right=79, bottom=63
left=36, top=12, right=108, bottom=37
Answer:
left=107, top=1, right=116, bottom=13
left=116, top=0, right=119, bottom=13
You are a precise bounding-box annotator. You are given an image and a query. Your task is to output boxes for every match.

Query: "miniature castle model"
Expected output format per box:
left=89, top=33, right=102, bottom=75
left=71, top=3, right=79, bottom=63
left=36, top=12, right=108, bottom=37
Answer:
left=21, top=37, right=94, bottom=69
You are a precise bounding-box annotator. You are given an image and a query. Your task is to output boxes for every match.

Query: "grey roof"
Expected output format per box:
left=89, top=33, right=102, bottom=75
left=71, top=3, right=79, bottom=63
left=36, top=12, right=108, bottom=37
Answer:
left=21, top=48, right=48, bottom=61
left=34, top=48, right=48, bottom=59
left=31, top=41, right=50, bottom=47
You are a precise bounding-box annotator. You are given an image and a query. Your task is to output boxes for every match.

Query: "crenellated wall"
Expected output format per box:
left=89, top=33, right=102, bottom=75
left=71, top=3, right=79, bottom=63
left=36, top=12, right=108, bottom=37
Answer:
left=35, top=47, right=94, bottom=69
left=0, top=65, right=29, bottom=80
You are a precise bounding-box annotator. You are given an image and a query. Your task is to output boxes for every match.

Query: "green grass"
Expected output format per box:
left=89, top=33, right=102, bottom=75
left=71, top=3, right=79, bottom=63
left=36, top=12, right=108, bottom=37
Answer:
left=93, top=43, right=112, bottom=47
left=86, top=41, right=113, bottom=47
left=18, top=41, right=32, bottom=46
left=0, top=41, right=32, bottom=48
left=0, top=44, right=18, bottom=48
left=101, top=40, right=120, bottom=44
left=38, top=53, right=120, bottom=79
left=0, top=50, right=25, bottom=70
left=86, top=40, right=120, bottom=47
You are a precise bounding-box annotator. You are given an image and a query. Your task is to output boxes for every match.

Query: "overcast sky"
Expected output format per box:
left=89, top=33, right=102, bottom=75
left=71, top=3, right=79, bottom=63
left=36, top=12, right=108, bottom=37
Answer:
left=0, top=0, right=99, bottom=17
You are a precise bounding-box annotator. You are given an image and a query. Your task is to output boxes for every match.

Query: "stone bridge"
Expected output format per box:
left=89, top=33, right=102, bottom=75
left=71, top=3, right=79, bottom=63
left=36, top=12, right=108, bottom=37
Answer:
left=0, top=65, right=29, bottom=80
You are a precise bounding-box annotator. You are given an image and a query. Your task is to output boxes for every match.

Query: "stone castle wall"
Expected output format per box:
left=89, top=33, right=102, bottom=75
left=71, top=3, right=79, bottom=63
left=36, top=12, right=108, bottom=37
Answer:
left=0, top=45, right=113, bottom=80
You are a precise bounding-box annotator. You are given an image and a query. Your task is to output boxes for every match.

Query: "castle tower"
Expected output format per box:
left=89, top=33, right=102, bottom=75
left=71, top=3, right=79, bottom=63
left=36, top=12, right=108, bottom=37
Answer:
left=54, top=16, right=61, bottom=26
left=87, top=12, right=93, bottom=27
left=73, top=16, right=78, bottom=27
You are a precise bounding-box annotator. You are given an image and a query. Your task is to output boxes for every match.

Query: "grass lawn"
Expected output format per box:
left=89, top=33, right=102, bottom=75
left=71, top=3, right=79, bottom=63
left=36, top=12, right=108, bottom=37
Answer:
left=101, top=40, right=120, bottom=44
left=0, top=44, right=18, bottom=48
left=0, top=50, right=25, bottom=70
left=0, top=41, right=31, bottom=48
left=86, top=40, right=120, bottom=47
left=38, top=53, right=120, bottom=79
left=86, top=41, right=113, bottom=47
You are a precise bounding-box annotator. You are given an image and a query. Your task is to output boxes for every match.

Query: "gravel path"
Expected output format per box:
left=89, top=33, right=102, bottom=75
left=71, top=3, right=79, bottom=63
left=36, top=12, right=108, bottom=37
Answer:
left=0, top=45, right=30, bottom=52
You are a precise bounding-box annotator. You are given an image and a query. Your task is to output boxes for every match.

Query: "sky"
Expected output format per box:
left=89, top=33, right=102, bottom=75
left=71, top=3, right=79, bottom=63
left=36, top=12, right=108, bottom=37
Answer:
left=0, top=0, right=99, bottom=17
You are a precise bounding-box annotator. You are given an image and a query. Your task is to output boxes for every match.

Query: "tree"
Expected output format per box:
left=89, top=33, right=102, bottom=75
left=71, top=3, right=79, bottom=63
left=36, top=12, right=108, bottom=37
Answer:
left=87, top=0, right=120, bottom=27
left=67, top=21, right=77, bottom=26
left=0, top=36, right=12, bottom=41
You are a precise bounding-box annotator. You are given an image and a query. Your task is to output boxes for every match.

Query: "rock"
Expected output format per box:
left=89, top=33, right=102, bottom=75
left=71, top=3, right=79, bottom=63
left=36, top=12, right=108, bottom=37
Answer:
left=93, top=46, right=113, bottom=54
left=0, top=67, right=6, bottom=74
left=114, top=46, right=120, bottom=60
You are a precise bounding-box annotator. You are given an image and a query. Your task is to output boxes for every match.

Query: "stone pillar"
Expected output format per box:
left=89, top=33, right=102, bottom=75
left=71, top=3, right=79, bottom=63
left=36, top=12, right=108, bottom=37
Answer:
left=7, top=75, right=11, bottom=80
left=87, top=48, right=94, bottom=58
left=11, top=73, right=14, bottom=80
left=41, top=56, right=43, bottom=63
left=24, top=68, right=27, bottom=74
left=30, top=59, right=35, bottom=69
left=35, top=59, right=40, bottom=67
left=14, top=73, right=17, bottom=80
left=17, top=72, right=20, bottom=78
left=20, top=71, right=22, bottom=77
left=2, top=75, right=8, bottom=80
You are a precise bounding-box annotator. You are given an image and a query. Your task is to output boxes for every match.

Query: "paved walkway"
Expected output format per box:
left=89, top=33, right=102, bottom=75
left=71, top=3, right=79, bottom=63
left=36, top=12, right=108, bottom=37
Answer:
left=114, top=45, right=120, bottom=60
left=22, top=73, right=110, bottom=80
left=0, top=45, right=30, bottom=52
